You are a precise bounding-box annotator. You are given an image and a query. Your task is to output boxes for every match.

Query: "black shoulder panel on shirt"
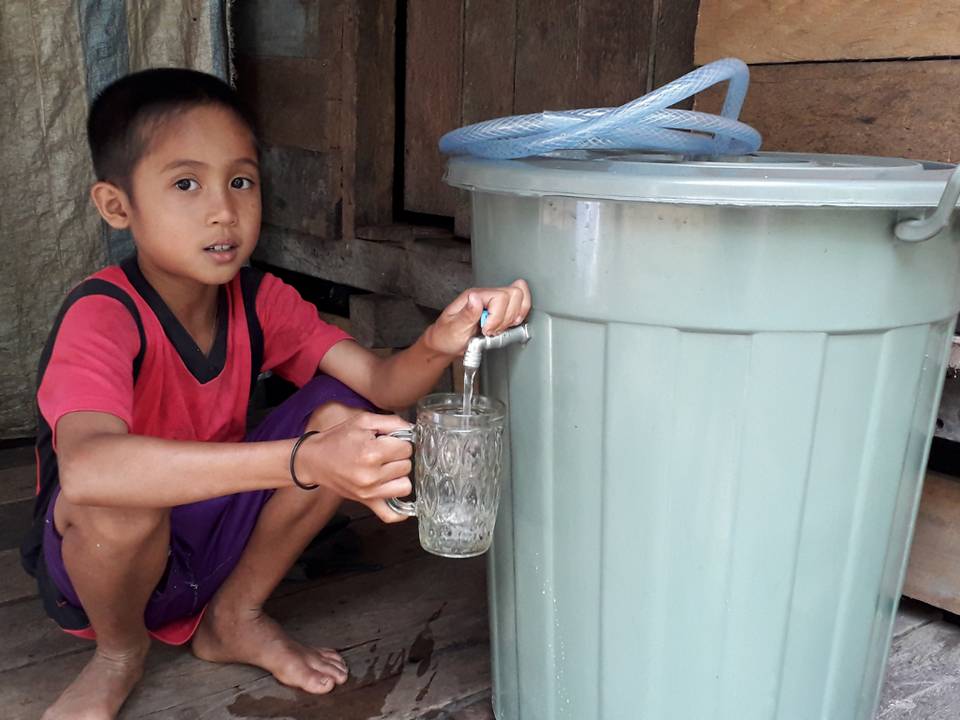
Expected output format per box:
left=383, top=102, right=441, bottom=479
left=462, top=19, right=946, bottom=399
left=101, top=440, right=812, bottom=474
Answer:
left=37, top=278, right=146, bottom=384
left=21, top=278, right=146, bottom=592
left=239, top=266, right=265, bottom=398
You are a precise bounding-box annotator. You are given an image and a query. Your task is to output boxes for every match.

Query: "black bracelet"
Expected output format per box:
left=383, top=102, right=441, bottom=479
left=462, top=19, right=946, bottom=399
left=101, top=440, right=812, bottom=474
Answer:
left=289, top=430, right=320, bottom=490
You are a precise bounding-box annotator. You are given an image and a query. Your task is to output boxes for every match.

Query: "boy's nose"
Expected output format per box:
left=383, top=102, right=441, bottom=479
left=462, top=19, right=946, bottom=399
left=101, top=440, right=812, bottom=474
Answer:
left=208, top=191, right=238, bottom=226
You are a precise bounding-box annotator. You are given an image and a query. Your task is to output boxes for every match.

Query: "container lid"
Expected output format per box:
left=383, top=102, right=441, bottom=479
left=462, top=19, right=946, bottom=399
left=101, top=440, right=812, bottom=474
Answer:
left=445, top=151, right=957, bottom=208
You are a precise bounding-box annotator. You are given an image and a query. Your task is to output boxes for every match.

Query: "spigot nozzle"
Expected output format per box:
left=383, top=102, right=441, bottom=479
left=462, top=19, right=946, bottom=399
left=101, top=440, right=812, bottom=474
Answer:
left=463, top=323, right=530, bottom=369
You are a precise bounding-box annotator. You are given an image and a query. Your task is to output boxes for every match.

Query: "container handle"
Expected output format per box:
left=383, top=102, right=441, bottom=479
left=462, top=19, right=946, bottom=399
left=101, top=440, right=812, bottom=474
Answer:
left=895, top=164, right=960, bottom=242
left=384, top=428, right=418, bottom=517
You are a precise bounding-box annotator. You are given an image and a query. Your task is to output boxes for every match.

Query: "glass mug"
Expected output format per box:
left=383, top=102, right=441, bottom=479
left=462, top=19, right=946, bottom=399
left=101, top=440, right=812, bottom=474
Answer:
left=387, top=393, right=506, bottom=558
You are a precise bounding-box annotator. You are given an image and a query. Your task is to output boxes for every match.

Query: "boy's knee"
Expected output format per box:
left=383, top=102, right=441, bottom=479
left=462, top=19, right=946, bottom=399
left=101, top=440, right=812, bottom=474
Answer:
left=59, top=500, right=169, bottom=547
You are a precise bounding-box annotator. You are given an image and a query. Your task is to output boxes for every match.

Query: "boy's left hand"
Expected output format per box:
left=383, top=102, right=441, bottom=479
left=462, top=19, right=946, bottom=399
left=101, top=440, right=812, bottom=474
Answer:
left=425, top=279, right=532, bottom=357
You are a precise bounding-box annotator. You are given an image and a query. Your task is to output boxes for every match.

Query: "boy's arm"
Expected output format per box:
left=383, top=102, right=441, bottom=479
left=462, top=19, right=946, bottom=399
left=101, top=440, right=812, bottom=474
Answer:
left=317, top=334, right=457, bottom=414
left=55, top=409, right=412, bottom=519
left=319, top=280, right=532, bottom=411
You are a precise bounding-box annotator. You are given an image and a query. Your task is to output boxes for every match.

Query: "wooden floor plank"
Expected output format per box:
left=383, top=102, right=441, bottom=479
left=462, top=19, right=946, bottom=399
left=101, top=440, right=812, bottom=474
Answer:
left=0, top=594, right=89, bottom=674
left=877, top=619, right=960, bottom=718
left=0, top=462, right=35, bottom=506
left=154, top=619, right=489, bottom=720
left=0, top=445, right=34, bottom=471
left=436, top=693, right=495, bottom=719
left=10, top=445, right=960, bottom=719
left=0, top=520, right=491, bottom=719
left=2, top=556, right=488, bottom=719
left=893, top=597, right=943, bottom=640
left=0, top=499, right=34, bottom=552
left=0, top=514, right=423, bottom=673
left=0, top=548, right=36, bottom=606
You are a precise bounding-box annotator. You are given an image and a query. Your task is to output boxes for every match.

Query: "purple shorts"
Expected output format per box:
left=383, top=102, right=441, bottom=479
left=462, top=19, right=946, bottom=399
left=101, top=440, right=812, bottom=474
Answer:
left=42, top=375, right=374, bottom=644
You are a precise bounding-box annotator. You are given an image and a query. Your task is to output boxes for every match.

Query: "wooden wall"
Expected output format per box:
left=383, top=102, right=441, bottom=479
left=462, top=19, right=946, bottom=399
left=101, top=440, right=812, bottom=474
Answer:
left=403, top=0, right=701, bottom=234
left=234, top=0, right=701, bottom=313
left=694, top=0, right=960, bottom=162
left=235, top=1, right=350, bottom=242
left=234, top=0, right=396, bottom=240
left=234, top=0, right=476, bottom=314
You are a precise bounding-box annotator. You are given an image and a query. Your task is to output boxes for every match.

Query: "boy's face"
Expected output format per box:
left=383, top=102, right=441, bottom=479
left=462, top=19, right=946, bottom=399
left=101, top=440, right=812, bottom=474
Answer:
left=97, top=104, right=261, bottom=288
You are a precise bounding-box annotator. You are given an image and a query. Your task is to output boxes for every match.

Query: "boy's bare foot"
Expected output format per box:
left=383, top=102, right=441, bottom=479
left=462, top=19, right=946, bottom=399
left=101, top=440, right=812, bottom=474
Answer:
left=192, top=604, right=348, bottom=694
left=41, top=642, right=149, bottom=720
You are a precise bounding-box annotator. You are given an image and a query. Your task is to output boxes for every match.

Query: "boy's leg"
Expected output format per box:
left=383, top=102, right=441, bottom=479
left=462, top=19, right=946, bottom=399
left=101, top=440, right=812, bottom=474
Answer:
left=42, top=500, right=170, bottom=720
left=192, top=399, right=363, bottom=694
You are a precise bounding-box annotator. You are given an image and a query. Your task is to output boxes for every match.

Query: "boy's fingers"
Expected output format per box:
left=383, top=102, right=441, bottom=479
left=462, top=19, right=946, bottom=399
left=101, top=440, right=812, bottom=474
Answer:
left=378, top=475, right=413, bottom=499
left=457, top=293, right=483, bottom=325
left=380, top=458, right=412, bottom=482
left=367, top=498, right=411, bottom=524
left=511, top=278, right=531, bottom=301
left=493, top=290, right=513, bottom=335
left=511, top=279, right=532, bottom=323
left=359, top=412, right=411, bottom=435
left=504, top=286, right=524, bottom=328
left=440, top=281, right=531, bottom=338
left=499, top=288, right=522, bottom=333
left=482, top=294, right=510, bottom=335
left=374, top=435, right=414, bottom=463
left=442, top=288, right=473, bottom=318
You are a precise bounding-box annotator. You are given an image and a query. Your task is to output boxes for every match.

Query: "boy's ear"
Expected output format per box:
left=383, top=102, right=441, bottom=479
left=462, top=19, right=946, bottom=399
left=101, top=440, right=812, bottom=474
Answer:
left=90, top=181, right=132, bottom=229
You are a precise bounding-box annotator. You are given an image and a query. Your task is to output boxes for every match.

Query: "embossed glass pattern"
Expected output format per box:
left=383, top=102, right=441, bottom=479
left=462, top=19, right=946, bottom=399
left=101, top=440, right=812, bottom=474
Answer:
left=413, top=393, right=506, bottom=558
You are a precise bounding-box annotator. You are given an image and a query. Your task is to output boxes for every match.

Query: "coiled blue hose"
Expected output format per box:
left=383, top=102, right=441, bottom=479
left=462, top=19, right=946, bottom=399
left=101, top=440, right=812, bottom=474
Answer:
left=439, top=58, right=761, bottom=159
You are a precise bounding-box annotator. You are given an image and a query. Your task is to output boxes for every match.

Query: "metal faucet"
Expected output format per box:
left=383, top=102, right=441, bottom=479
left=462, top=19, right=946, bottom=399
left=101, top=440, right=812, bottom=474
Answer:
left=464, top=324, right=531, bottom=369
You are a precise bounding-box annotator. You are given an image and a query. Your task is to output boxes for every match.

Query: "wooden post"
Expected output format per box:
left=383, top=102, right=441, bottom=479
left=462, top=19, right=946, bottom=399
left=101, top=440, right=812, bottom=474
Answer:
left=340, top=1, right=359, bottom=243
left=403, top=0, right=464, bottom=217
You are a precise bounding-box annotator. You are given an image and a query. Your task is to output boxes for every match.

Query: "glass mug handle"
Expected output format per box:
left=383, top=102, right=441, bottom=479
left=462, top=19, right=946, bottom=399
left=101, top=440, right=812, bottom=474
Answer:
left=385, top=428, right=417, bottom=516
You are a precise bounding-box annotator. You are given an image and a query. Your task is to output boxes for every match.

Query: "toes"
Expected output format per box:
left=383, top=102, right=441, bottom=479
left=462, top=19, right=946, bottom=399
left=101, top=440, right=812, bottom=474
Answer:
left=316, top=646, right=344, bottom=663
left=276, top=647, right=348, bottom=694
left=300, top=672, right=338, bottom=695
left=316, top=649, right=348, bottom=675
left=276, top=659, right=340, bottom=695
left=307, top=653, right=348, bottom=685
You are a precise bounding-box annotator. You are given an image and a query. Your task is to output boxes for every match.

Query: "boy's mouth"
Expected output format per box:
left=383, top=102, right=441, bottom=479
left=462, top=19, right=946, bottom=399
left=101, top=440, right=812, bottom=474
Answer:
left=204, top=243, right=237, bottom=254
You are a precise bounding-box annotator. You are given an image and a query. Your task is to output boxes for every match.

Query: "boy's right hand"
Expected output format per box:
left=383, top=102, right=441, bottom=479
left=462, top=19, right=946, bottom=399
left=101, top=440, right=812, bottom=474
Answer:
left=296, top=412, right=414, bottom=523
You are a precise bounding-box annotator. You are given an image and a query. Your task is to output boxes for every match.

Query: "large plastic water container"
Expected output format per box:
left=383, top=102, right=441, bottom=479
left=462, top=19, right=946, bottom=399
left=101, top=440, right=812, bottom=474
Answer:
left=446, top=152, right=960, bottom=720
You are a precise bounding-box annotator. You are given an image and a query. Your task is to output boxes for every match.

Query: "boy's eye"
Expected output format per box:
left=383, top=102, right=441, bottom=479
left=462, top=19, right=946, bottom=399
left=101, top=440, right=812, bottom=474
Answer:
left=174, top=178, right=198, bottom=191
left=231, top=177, right=255, bottom=190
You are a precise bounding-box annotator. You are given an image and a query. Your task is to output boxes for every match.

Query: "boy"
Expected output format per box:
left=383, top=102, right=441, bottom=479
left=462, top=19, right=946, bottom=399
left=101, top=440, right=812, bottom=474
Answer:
left=20, top=68, right=531, bottom=720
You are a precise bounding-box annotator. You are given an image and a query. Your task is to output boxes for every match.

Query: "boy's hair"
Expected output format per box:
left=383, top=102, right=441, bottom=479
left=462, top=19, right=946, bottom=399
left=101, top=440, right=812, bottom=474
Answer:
left=87, top=68, right=258, bottom=193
